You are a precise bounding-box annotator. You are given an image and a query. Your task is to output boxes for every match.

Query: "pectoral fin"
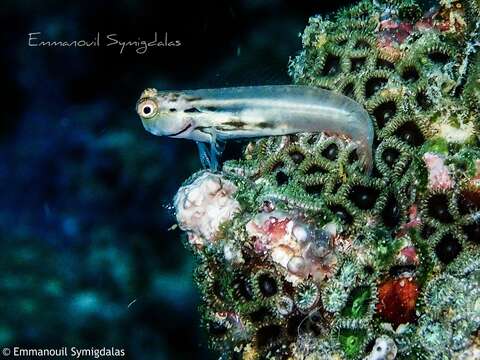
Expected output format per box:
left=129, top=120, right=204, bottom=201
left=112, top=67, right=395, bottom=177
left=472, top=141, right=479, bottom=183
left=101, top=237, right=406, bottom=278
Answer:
left=196, top=141, right=211, bottom=169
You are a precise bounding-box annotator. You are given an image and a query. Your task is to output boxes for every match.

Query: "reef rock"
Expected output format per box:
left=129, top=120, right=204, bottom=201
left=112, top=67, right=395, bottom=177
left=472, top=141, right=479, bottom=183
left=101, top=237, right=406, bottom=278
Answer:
left=173, top=0, right=480, bottom=358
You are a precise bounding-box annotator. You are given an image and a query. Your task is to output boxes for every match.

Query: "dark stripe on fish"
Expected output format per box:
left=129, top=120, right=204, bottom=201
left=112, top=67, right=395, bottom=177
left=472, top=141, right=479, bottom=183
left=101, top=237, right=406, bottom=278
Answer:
left=222, top=120, right=246, bottom=128
left=257, top=122, right=274, bottom=129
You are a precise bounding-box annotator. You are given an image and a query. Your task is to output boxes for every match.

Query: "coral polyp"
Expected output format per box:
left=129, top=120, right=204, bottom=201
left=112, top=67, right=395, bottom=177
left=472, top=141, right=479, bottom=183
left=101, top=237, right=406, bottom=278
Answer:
left=167, top=0, right=480, bottom=358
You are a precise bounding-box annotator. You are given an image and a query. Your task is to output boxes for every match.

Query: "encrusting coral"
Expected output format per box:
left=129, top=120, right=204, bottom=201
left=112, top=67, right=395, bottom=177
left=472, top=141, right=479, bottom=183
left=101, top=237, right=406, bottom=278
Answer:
left=172, top=0, right=480, bottom=358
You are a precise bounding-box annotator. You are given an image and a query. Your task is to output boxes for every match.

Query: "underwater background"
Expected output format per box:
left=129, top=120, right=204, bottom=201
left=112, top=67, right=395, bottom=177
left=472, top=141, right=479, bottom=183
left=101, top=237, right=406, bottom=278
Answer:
left=1, top=1, right=355, bottom=359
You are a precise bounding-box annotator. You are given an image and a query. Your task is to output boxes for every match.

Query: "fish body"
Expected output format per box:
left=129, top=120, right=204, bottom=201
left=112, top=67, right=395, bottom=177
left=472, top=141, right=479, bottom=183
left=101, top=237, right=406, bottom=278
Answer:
left=136, top=85, right=374, bottom=171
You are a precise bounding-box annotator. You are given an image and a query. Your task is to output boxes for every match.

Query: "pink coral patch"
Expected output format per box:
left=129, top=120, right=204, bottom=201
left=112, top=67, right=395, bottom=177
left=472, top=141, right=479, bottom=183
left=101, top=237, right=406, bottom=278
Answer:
left=423, top=152, right=454, bottom=191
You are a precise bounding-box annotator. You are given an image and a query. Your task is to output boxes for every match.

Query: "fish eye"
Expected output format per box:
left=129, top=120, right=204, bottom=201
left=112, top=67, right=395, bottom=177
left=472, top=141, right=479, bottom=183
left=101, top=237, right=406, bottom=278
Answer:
left=137, top=99, right=157, bottom=118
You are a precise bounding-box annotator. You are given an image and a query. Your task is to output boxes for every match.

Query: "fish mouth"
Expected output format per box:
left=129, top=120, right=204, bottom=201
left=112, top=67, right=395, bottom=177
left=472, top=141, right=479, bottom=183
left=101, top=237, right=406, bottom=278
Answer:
left=168, top=123, right=193, bottom=137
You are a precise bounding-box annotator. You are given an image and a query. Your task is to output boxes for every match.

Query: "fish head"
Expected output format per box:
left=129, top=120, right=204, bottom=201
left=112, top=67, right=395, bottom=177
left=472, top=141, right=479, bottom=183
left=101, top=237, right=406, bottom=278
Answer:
left=136, top=88, right=198, bottom=139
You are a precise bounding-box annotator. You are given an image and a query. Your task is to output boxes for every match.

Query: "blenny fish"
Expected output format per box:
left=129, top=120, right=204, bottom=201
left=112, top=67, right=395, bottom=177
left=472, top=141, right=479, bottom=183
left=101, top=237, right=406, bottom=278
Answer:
left=136, top=85, right=374, bottom=172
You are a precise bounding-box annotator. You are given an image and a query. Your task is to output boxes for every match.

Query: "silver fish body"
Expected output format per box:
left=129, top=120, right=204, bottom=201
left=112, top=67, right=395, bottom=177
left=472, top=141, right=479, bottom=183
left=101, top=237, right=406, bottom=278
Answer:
left=136, top=85, right=374, bottom=171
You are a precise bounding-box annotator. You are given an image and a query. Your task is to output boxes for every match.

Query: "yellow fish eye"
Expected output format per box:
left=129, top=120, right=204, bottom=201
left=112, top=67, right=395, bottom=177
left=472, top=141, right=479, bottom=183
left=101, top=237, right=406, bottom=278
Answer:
left=137, top=99, right=158, bottom=118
